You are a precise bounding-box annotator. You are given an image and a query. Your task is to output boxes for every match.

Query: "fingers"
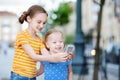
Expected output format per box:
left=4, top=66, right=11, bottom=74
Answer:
left=60, top=56, right=68, bottom=62
left=69, top=53, right=74, bottom=58
left=55, top=53, right=73, bottom=62
left=62, top=55, right=71, bottom=62
left=36, top=70, right=39, bottom=76
left=65, top=53, right=74, bottom=61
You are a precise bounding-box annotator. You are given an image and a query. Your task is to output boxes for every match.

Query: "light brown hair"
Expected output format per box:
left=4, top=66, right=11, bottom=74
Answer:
left=19, top=5, right=48, bottom=24
left=44, top=29, right=64, bottom=42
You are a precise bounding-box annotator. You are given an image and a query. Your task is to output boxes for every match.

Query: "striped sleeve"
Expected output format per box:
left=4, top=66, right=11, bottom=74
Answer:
left=38, top=36, right=45, bottom=49
left=15, top=33, right=29, bottom=47
left=40, top=41, right=45, bottom=49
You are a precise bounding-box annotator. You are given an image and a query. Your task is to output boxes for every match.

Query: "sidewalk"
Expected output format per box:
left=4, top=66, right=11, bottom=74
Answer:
left=0, top=48, right=118, bottom=80
left=72, top=67, right=118, bottom=80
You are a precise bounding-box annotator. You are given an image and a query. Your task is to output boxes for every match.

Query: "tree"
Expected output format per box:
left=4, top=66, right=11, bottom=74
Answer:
left=41, top=2, right=73, bottom=41
left=50, top=2, right=73, bottom=27
left=47, top=2, right=74, bottom=45
left=93, top=0, right=105, bottom=80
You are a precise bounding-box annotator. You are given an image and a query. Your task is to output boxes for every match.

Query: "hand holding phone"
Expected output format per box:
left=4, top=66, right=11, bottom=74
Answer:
left=65, top=44, right=75, bottom=53
left=65, top=44, right=75, bottom=60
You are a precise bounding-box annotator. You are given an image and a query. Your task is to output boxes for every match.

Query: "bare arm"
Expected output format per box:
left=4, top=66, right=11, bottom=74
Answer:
left=36, top=64, right=44, bottom=76
left=68, top=66, right=73, bottom=80
left=22, top=44, right=68, bottom=62
left=41, top=48, right=49, bottom=55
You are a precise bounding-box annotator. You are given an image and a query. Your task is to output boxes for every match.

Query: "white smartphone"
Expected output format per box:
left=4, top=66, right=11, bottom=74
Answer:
left=65, top=44, right=75, bottom=53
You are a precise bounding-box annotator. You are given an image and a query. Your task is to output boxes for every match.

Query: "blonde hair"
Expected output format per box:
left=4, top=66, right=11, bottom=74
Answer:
left=19, top=5, right=48, bottom=24
left=44, top=29, right=64, bottom=43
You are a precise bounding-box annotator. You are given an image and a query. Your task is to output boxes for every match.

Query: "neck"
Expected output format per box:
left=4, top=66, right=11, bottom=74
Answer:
left=27, top=28, right=38, bottom=39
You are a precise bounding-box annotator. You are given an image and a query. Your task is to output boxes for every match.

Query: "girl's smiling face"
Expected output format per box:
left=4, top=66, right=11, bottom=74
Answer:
left=46, top=32, right=64, bottom=54
left=27, top=13, right=48, bottom=33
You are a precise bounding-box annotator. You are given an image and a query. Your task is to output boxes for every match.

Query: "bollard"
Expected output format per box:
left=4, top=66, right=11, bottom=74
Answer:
left=119, top=49, right=120, bottom=80
left=101, top=50, right=107, bottom=80
left=104, top=50, right=107, bottom=80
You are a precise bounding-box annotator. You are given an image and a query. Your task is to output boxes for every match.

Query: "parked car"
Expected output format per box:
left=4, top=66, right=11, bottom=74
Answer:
left=103, top=44, right=120, bottom=64
left=100, top=44, right=120, bottom=79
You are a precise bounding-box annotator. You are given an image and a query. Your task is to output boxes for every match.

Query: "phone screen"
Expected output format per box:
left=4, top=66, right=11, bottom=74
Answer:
left=65, top=44, right=75, bottom=53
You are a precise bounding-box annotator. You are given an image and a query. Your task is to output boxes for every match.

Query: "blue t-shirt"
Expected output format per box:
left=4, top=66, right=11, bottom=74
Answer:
left=41, top=61, right=72, bottom=80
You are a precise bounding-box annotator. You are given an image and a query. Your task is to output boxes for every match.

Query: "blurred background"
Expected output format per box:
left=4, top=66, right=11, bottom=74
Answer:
left=0, top=0, right=120, bottom=80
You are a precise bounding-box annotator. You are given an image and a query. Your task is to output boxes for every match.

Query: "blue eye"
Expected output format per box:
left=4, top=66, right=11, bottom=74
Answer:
left=60, top=41, right=63, bottom=43
left=53, top=42, right=56, bottom=44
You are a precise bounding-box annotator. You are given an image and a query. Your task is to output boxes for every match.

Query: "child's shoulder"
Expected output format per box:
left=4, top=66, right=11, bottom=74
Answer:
left=17, top=29, right=27, bottom=35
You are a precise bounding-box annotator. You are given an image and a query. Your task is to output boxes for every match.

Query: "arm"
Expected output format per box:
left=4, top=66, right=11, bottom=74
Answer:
left=36, top=64, right=44, bottom=76
left=41, top=48, right=49, bottom=55
left=68, top=65, right=73, bottom=80
left=22, top=44, right=68, bottom=62
left=41, top=48, right=74, bottom=62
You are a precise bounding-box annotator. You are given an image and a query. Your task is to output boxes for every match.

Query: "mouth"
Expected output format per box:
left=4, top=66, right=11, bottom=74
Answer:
left=56, top=47, right=62, bottom=51
left=36, top=27, right=42, bottom=31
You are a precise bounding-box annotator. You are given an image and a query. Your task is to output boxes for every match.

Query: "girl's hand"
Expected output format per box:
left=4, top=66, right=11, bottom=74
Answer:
left=36, top=65, right=44, bottom=76
left=36, top=69, right=41, bottom=76
left=50, top=53, right=68, bottom=62
left=66, top=53, right=74, bottom=61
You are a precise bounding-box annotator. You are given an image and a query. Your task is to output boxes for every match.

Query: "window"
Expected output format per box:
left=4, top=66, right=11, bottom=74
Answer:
left=2, top=19, right=10, bottom=27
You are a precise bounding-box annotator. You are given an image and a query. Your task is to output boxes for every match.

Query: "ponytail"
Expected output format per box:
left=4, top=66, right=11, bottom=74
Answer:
left=18, top=11, right=28, bottom=24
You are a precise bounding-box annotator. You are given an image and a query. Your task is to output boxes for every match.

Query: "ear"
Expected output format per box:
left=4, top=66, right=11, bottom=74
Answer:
left=26, top=16, right=31, bottom=22
left=45, top=42, right=50, bottom=49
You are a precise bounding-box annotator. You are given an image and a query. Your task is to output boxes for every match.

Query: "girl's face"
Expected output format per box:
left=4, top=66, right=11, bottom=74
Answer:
left=46, top=32, right=64, bottom=54
left=27, top=13, right=48, bottom=33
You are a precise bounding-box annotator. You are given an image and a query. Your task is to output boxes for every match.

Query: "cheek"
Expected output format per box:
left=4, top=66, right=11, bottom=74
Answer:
left=46, top=42, right=52, bottom=49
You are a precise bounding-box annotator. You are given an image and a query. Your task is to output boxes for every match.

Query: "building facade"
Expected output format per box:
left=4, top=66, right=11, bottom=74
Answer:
left=0, top=11, right=21, bottom=45
left=82, top=0, right=120, bottom=49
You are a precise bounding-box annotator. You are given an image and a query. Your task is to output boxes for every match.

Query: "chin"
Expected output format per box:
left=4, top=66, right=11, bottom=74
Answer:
left=55, top=51, right=62, bottom=53
left=36, top=29, right=41, bottom=32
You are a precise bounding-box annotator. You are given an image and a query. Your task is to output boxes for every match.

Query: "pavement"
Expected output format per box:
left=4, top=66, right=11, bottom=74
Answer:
left=0, top=47, right=119, bottom=80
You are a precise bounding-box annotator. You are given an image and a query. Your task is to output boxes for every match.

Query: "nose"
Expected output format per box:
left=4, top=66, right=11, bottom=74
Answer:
left=56, top=42, right=61, bottom=46
left=40, top=23, right=44, bottom=28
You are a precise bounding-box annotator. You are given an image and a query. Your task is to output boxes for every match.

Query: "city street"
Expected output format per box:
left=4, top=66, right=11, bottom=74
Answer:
left=0, top=0, right=120, bottom=80
left=0, top=47, right=119, bottom=80
left=0, top=48, right=44, bottom=80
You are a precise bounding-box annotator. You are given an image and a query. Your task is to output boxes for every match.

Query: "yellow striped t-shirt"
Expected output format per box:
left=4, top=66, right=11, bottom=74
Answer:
left=12, top=29, right=45, bottom=78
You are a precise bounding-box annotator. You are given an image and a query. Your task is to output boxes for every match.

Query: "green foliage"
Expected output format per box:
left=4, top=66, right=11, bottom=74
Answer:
left=65, top=34, right=74, bottom=45
left=51, top=2, right=73, bottom=26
